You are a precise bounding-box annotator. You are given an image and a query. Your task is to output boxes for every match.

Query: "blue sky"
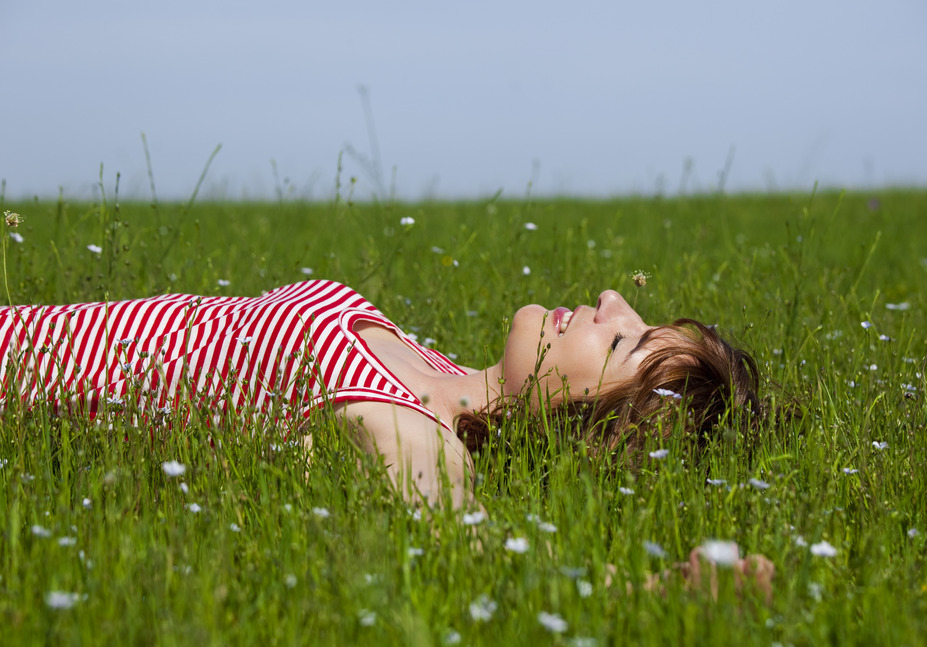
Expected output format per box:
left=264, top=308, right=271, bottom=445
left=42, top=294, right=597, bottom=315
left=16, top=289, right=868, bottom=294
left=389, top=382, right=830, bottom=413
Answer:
left=2, top=0, right=925, bottom=201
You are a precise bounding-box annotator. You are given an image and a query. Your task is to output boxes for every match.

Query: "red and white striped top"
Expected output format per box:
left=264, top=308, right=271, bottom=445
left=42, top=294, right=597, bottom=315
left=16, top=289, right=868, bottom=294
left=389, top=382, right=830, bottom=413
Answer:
left=0, top=280, right=466, bottom=432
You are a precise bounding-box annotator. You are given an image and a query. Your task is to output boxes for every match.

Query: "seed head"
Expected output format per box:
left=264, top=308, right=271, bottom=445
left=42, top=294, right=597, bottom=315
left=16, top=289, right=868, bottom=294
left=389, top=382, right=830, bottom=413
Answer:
left=630, top=269, right=651, bottom=287
left=4, top=211, right=21, bottom=228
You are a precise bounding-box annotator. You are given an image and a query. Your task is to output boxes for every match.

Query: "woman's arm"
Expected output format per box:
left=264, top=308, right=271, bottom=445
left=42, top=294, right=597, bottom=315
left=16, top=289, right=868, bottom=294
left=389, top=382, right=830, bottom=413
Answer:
left=336, top=401, right=476, bottom=508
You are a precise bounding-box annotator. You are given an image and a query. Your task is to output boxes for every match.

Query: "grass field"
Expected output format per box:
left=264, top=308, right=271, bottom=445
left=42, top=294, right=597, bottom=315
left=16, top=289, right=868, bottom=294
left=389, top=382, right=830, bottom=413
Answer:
left=1, top=186, right=925, bottom=645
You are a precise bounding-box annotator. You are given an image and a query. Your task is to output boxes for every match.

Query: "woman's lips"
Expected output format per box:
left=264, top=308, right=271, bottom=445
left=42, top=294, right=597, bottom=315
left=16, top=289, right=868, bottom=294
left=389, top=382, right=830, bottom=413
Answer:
left=552, top=307, right=571, bottom=336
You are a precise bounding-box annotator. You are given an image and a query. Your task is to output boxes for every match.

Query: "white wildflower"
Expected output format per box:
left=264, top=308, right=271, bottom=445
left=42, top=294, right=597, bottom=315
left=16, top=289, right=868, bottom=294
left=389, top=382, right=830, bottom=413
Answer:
left=522, top=266, right=531, bottom=276
left=45, top=591, right=81, bottom=609
left=87, top=244, right=102, bottom=254
left=538, top=521, right=558, bottom=533
left=358, top=609, right=377, bottom=626
left=810, top=540, right=837, bottom=557
left=649, top=449, right=669, bottom=459
left=284, top=574, right=297, bottom=588
left=444, top=629, right=462, bottom=645
left=217, top=279, right=230, bottom=286
left=57, top=536, right=77, bottom=547
left=430, top=246, right=445, bottom=254
left=618, top=487, right=635, bottom=495
left=653, top=388, right=682, bottom=399
left=878, top=334, right=891, bottom=342
left=748, top=477, right=770, bottom=490
left=872, top=441, right=888, bottom=450
left=538, top=611, right=568, bottom=634
left=31, top=525, right=52, bottom=538
left=237, top=336, right=252, bottom=345
left=842, top=467, right=859, bottom=475
left=643, top=541, right=667, bottom=558
left=300, top=267, right=314, bottom=276
left=794, top=535, right=807, bottom=547
left=706, top=478, right=727, bottom=486
left=860, top=321, right=872, bottom=330
left=185, top=502, right=202, bottom=513
left=576, top=579, right=593, bottom=598
left=82, top=498, right=91, bottom=509
left=9, top=232, right=23, bottom=243
left=524, top=222, right=538, bottom=231
left=407, top=547, right=424, bottom=557
left=700, top=540, right=740, bottom=566
left=462, top=510, right=486, bottom=526
left=179, top=482, right=189, bottom=494
left=312, top=507, right=331, bottom=519
left=886, top=302, right=910, bottom=311
left=162, top=460, right=186, bottom=477
left=908, top=528, right=919, bottom=538
left=469, top=594, right=497, bottom=622
left=230, top=523, right=241, bottom=532
left=505, top=537, right=529, bottom=553
left=400, top=216, right=415, bottom=226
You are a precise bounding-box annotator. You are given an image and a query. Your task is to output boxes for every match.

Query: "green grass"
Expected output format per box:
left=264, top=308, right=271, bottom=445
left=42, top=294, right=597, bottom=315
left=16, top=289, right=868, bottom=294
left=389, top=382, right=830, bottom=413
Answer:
left=1, top=188, right=925, bottom=645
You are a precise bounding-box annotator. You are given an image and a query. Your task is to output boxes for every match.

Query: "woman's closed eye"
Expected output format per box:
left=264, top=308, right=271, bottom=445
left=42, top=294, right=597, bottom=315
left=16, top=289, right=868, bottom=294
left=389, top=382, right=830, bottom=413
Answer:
left=610, top=333, right=624, bottom=352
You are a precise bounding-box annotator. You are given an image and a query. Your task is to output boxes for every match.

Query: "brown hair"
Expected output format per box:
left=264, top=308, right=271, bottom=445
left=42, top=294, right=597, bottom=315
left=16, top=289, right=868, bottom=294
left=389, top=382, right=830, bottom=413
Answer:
left=456, top=318, right=760, bottom=459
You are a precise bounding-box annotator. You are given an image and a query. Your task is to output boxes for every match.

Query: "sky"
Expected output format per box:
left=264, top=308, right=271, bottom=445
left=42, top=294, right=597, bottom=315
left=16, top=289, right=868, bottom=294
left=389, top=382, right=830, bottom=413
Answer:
left=2, top=0, right=925, bottom=202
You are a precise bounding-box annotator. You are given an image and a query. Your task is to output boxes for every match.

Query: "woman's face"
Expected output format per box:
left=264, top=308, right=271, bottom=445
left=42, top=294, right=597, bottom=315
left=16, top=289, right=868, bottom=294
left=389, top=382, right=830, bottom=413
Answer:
left=502, top=290, right=657, bottom=400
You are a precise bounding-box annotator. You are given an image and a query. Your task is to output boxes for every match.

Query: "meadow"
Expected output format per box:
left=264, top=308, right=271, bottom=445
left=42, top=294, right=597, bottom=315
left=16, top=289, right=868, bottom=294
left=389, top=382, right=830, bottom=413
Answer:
left=1, top=185, right=925, bottom=645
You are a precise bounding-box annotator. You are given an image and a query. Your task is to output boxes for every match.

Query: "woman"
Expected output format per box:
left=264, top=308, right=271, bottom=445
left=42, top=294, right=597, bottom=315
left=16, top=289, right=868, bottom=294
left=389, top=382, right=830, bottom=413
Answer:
left=0, top=279, right=759, bottom=507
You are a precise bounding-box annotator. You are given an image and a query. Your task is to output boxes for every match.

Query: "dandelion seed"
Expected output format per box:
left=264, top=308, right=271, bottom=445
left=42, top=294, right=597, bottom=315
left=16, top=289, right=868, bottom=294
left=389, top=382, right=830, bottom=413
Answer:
left=706, top=478, right=726, bottom=486
left=576, top=579, right=593, bottom=598
left=649, top=449, right=669, bottom=459
left=748, top=477, right=770, bottom=490
left=860, top=321, right=872, bottom=330
left=908, top=528, right=919, bottom=538
left=162, top=461, right=186, bottom=477
left=45, top=591, right=80, bottom=610
left=31, top=525, right=52, bottom=538
left=886, top=302, right=910, bottom=311
left=400, top=216, right=415, bottom=226
left=700, top=540, right=740, bottom=566
left=872, top=441, right=889, bottom=450
left=407, top=547, right=424, bottom=557
left=468, top=594, right=497, bottom=622
left=643, top=541, right=667, bottom=558
left=87, top=244, right=102, bottom=254
left=462, top=510, right=485, bottom=526
left=312, top=507, right=331, bottom=519
left=4, top=210, right=22, bottom=228
left=842, top=467, right=859, bottom=475
left=522, top=266, right=531, bottom=276
left=538, top=611, right=568, bottom=633
left=505, top=537, right=529, bottom=553
left=653, top=388, right=682, bottom=399
left=358, top=609, right=377, bottom=626
left=524, top=222, right=538, bottom=231
left=9, top=232, right=23, bottom=243
left=810, top=540, right=837, bottom=557
left=82, top=498, right=91, bottom=509
left=217, top=279, right=230, bottom=286
left=284, top=574, right=297, bottom=588
left=618, top=486, right=635, bottom=495
left=300, top=267, right=314, bottom=276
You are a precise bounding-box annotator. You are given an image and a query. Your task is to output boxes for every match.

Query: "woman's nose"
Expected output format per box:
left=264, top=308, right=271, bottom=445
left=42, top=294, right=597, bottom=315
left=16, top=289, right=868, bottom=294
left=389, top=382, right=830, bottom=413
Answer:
left=595, top=290, right=643, bottom=325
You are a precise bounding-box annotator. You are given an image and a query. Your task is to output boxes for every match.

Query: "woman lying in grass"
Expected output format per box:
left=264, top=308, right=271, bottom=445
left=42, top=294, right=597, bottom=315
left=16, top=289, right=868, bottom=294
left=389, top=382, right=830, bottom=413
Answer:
left=1, top=279, right=759, bottom=505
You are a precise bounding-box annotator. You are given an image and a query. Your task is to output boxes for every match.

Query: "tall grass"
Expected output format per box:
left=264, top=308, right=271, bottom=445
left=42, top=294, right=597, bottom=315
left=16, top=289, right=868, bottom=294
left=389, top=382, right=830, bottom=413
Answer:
left=1, top=188, right=925, bottom=645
